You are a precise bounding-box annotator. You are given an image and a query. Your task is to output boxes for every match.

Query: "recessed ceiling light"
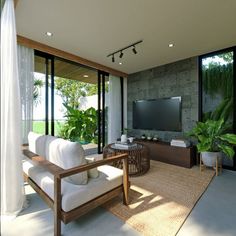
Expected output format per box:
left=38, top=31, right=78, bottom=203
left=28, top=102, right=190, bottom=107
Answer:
left=168, top=43, right=174, bottom=48
left=46, top=32, right=53, bottom=37
left=119, top=62, right=122, bottom=65
left=83, top=75, right=89, bottom=78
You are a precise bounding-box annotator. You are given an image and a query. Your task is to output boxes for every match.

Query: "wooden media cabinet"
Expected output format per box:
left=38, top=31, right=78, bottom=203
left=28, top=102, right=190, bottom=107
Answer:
left=136, top=139, right=196, bottom=168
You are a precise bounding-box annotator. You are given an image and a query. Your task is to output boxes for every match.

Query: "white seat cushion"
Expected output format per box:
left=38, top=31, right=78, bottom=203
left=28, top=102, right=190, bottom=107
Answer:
left=23, top=160, right=123, bottom=212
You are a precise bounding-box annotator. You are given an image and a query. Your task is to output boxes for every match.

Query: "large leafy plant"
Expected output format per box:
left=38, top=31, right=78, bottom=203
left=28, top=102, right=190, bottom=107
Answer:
left=58, top=104, right=98, bottom=143
left=188, top=119, right=236, bottom=159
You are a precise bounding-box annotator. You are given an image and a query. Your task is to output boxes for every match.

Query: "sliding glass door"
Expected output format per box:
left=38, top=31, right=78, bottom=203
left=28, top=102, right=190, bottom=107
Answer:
left=98, top=71, right=109, bottom=153
left=33, top=52, right=53, bottom=135
left=53, top=57, right=99, bottom=155
left=34, top=51, right=116, bottom=155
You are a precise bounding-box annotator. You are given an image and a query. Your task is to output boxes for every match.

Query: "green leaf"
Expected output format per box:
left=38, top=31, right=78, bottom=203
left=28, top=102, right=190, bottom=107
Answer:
left=218, top=144, right=235, bottom=159
left=219, top=134, right=236, bottom=145
left=197, top=139, right=211, bottom=152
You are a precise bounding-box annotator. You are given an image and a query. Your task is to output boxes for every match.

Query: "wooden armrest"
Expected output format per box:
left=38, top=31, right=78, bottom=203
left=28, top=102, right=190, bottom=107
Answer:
left=58, top=153, right=128, bottom=179
left=23, top=149, right=64, bottom=175
left=22, top=144, right=29, bottom=150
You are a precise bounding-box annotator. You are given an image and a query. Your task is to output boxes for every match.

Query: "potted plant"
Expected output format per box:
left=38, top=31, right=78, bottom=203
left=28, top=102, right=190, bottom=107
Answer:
left=188, top=119, right=236, bottom=167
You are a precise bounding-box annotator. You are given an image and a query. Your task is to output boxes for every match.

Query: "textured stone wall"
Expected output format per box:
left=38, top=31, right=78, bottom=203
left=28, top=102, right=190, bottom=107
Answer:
left=127, top=57, right=198, bottom=141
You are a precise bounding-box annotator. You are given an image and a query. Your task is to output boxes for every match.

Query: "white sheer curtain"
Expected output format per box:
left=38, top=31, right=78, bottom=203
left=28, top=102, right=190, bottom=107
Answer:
left=18, top=45, right=34, bottom=144
left=108, top=76, right=121, bottom=143
left=1, top=0, right=24, bottom=218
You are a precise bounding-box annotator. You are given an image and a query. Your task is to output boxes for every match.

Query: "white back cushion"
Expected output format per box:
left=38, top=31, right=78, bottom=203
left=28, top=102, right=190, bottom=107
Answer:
left=28, top=132, right=47, bottom=157
left=48, top=138, right=88, bottom=185
left=45, top=135, right=58, bottom=160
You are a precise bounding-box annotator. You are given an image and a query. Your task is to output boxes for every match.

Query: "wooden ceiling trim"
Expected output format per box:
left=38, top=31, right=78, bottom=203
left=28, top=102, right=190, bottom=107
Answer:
left=17, top=35, right=128, bottom=78
left=14, top=0, right=19, bottom=8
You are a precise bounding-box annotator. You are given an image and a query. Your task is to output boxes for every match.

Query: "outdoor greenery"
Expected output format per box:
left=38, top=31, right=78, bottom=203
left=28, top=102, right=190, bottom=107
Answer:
left=33, top=120, right=63, bottom=135
left=55, top=78, right=98, bottom=109
left=202, top=62, right=233, bottom=98
left=203, top=97, right=233, bottom=123
left=58, top=104, right=98, bottom=143
left=188, top=119, right=236, bottom=159
left=202, top=52, right=234, bottom=126
left=33, top=77, right=101, bottom=143
left=33, top=78, right=44, bottom=106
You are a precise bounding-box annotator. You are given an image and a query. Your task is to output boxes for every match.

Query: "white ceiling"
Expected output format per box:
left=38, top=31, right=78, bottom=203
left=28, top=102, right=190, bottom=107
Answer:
left=15, top=0, right=236, bottom=75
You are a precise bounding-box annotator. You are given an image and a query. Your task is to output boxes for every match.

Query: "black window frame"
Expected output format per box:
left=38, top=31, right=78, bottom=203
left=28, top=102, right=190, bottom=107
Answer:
left=34, top=50, right=124, bottom=154
left=198, top=46, right=236, bottom=170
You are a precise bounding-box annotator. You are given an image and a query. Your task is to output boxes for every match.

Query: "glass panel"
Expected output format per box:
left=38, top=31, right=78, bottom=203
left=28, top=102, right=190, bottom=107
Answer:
left=104, top=79, right=109, bottom=145
left=48, top=58, right=52, bottom=135
left=33, top=56, right=46, bottom=134
left=202, top=51, right=234, bottom=166
left=54, top=58, right=98, bottom=155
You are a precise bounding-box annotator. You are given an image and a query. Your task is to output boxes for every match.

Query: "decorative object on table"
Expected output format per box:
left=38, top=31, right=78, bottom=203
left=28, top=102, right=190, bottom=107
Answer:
left=153, top=135, right=159, bottom=141
left=121, top=134, right=127, bottom=143
left=188, top=118, right=236, bottom=175
left=170, top=139, right=190, bottom=147
left=141, top=134, right=146, bottom=140
left=128, top=137, right=134, bottom=143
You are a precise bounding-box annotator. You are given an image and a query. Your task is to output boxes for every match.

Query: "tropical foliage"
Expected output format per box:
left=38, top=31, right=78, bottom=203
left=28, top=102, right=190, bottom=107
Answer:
left=58, top=104, right=98, bottom=143
left=188, top=119, right=236, bottom=159
left=203, top=97, right=233, bottom=123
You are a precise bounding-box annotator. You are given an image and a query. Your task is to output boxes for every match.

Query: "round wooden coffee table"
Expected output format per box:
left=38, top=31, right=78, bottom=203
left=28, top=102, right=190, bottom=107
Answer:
left=103, top=143, right=150, bottom=177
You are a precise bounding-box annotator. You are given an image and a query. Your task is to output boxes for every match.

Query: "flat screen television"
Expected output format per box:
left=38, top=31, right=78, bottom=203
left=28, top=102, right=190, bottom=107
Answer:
left=133, top=97, right=182, bottom=131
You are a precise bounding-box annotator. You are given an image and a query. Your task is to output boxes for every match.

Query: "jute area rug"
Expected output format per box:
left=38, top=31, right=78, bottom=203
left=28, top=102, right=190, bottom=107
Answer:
left=103, top=161, right=215, bottom=236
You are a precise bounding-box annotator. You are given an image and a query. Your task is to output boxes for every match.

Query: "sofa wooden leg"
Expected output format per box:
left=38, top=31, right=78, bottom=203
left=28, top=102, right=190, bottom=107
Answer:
left=200, top=154, right=203, bottom=172
left=216, top=157, right=218, bottom=176
left=54, top=177, right=62, bottom=236
left=54, top=215, right=61, bottom=236
left=122, top=158, right=129, bottom=205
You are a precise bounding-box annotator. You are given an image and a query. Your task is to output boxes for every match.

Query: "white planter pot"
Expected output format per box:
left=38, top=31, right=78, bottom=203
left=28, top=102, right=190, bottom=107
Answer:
left=201, top=152, right=222, bottom=167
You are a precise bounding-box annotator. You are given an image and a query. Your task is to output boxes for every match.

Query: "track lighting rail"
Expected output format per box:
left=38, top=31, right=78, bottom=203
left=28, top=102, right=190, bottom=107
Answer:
left=107, top=40, right=143, bottom=62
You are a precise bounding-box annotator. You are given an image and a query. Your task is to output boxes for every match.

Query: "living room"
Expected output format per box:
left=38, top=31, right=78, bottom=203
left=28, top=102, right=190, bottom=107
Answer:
left=1, top=0, right=236, bottom=236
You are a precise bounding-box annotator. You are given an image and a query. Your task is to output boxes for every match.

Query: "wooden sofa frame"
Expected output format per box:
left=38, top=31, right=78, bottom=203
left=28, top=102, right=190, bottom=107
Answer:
left=22, top=148, right=129, bottom=236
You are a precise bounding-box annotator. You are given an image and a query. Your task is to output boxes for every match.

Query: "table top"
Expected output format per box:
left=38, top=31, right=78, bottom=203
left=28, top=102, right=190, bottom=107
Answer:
left=109, top=142, right=144, bottom=151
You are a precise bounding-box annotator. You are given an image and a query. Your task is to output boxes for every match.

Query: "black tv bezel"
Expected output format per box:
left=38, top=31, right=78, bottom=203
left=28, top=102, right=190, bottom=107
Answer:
left=132, top=96, right=182, bottom=132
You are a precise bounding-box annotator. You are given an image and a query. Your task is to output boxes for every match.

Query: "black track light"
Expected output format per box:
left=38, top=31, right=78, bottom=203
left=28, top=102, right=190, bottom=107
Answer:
left=107, top=40, right=142, bottom=62
left=132, top=46, right=137, bottom=54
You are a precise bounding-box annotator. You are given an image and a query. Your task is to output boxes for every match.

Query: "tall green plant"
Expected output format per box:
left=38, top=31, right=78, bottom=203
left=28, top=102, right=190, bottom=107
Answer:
left=58, top=104, right=98, bottom=143
left=188, top=119, right=236, bottom=159
left=203, top=97, right=233, bottom=123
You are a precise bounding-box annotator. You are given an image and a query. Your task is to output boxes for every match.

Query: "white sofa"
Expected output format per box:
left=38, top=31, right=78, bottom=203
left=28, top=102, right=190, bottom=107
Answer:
left=22, top=132, right=129, bottom=236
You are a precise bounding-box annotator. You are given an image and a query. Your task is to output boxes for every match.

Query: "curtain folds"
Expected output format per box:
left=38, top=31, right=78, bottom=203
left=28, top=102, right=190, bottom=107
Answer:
left=1, top=0, right=24, bottom=218
left=18, top=45, right=34, bottom=144
left=108, top=76, right=121, bottom=143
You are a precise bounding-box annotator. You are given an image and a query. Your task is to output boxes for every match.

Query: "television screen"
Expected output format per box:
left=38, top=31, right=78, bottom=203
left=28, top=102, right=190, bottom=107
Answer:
left=133, top=97, right=182, bottom=131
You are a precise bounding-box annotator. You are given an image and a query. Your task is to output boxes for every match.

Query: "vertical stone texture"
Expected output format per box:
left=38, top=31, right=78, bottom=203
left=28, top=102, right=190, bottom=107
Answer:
left=127, top=57, right=198, bottom=141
